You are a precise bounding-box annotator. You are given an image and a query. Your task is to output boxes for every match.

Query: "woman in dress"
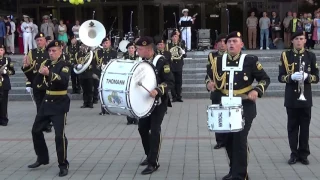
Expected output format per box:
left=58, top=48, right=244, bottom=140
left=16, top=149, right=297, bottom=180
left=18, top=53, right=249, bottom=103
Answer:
left=312, top=12, right=320, bottom=45
left=72, top=20, right=80, bottom=39
left=58, top=20, right=68, bottom=45
left=17, top=20, right=24, bottom=54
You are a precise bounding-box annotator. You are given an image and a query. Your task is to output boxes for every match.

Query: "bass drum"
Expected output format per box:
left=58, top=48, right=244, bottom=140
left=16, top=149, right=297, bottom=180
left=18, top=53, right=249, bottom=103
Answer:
left=99, top=59, right=158, bottom=118
left=119, top=40, right=130, bottom=52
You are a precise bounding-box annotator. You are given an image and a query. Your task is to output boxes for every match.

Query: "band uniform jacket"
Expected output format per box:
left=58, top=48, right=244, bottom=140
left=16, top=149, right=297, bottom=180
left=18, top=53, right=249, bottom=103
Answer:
left=75, top=51, right=94, bottom=79
left=166, top=40, right=186, bottom=72
left=0, top=57, right=15, bottom=90
left=205, top=50, right=225, bottom=101
left=65, top=44, right=79, bottom=67
left=156, top=50, right=172, bottom=66
left=144, top=54, right=174, bottom=107
left=93, top=48, right=117, bottom=78
left=278, top=49, right=319, bottom=108
left=123, top=51, right=139, bottom=60
left=21, top=48, right=49, bottom=89
left=205, top=53, right=270, bottom=119
left=34, top=57, right=71, bottom=116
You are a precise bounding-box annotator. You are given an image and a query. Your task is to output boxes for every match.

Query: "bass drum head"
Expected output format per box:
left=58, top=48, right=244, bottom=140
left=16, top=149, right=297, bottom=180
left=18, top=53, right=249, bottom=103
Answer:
left=129, top=62, right=157, bottom=117
left=119, top=40, right=130, bottom=52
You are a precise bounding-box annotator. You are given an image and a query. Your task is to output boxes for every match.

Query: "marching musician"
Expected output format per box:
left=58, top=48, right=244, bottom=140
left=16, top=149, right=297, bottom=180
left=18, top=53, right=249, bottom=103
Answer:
left=0, top=44, right=15, bottom=126
left=45, top=36, right=52, bottom=46
left=178, top=9, right=194, bottom=51
left=28, top=40, right=70, bottom=177
left=166, top=30, right=186, bottom=102
left=94, top=37, right=117, bottom=115
left=278, top=31, right=319, bottom=165
left=66, top=36, right=80, bottom=94
left=76, top=43, right=94, bottom=108
left=123, top=42, right=139, bottom=125
left=22, top=32, right=52, bottom=133
left=155, top=38, right=171, bottom=64
left=206, top=33, right=228, bottom=149
left=205, top=31, right=270, bottom=180
left=135, top=36, right=174, bottom=174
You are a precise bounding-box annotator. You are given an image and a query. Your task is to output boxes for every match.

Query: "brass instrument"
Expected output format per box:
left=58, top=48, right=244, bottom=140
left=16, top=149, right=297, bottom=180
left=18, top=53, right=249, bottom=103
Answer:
left=0, top=64, right=8, bottom=82
left=170, top=46, right=185, bottom=59
left=298, top=56, right=306, bottom=101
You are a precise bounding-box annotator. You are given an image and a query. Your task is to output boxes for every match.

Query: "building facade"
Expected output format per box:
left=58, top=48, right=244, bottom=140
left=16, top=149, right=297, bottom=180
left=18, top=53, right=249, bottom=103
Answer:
left=17, top=0, right=305, bottom=46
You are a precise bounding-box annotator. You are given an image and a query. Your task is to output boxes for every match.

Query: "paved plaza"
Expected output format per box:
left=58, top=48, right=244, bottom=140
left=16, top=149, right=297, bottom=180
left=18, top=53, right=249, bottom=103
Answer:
left=0, top=98, right=320, bottom=180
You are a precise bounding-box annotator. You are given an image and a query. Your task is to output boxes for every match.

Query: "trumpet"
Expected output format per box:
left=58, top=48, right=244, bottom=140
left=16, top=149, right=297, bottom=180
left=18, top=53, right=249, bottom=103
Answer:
left=298, top=56, right=306, bottom=101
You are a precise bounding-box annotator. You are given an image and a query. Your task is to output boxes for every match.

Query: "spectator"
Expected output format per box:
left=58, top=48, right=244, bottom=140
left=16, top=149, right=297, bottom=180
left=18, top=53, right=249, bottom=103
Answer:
left=283, top=11, right=293, bottom=48
left=313, top=12, right=320, bottom=45
left=259, top=11, right=270, bottom=50
left=72, top=20, right=80, bottom=39
left=7, top=16, right=15, bottom=54
left=4, top=17, right=12, bottom=54
left=246, top=11, right=258, bottom=49
left=40, top=15, right=54, bottom=40
left=0, top=16, right=6, bottom=45
left=270, top=11, right=281, bottom=40
left=30, top=18, right=38, bottom=49
left=17, top=20, right=24, bottom=54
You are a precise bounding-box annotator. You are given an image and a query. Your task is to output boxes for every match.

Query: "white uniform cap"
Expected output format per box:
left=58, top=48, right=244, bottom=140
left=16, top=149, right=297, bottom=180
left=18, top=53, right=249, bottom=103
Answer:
left=182, top=9, right=189, bottom=13
left=23, top=15, right=29, bottom=18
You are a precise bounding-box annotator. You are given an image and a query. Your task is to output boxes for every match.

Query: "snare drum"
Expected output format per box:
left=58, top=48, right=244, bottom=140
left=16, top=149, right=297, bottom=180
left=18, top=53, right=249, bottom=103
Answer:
left=99, top=59, right=158, bottom=118
left=207, top=104, right=244, bottom=132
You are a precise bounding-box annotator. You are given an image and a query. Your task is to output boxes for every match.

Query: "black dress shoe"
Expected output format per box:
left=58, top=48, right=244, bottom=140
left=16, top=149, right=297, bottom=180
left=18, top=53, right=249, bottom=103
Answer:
left=80, top=105, right=86, bottom=108
left=88, top=105, right=94, bottom=108
left=172, top=98, right=177, bottom=102
left=28, top=161, right=49, bottom=168
left=177, top=98, right=183, bottom=102
left=288, top=157, right=297, bottom=165
left=140, top=158, right=148, bottom=166
left=59, top=168, right=68, bottom=177
left=127, top=121, right=132, bottom=125
left=133, top=120, right=138, bottom=125
left=141, top=164, right=160, bottom=175
left=213, top=144, right=223, bottom=149
left=222, top=173, right=232, bottom=180
left=300, top=158, right=309, bottom=165
left=93, top=100, right=98, bottom=104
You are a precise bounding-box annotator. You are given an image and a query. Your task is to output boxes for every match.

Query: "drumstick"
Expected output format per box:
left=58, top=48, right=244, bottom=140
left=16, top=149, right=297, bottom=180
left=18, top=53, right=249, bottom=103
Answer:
left=137, top=82, right=151, bottom=93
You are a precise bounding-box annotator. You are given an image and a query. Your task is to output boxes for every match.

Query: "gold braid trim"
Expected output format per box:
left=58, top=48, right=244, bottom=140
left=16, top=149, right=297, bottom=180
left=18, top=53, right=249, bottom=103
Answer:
left=282, top=51, right=294, bottom=75
left=209, top=53, right=226, bottom=90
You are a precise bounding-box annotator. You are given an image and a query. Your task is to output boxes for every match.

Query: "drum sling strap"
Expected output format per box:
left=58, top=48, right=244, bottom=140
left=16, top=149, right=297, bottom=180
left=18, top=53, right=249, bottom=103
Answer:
left=151, top=55, right=164, bottom=105
left=221, top=54, right=246, bottom=106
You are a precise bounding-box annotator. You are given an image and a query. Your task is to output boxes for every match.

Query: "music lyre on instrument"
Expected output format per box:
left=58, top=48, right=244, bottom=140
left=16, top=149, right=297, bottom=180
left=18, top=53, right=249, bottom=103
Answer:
left=74, top=10, right=106, bottom=75
left=298, top=55, right=307, bottom=101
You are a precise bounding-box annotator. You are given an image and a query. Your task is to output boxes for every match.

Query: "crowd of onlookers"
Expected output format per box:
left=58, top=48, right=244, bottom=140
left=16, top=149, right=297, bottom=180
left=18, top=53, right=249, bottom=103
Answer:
left=0, top=15, right=80, bottom=55
left=246, top=9, right=320, bottom=50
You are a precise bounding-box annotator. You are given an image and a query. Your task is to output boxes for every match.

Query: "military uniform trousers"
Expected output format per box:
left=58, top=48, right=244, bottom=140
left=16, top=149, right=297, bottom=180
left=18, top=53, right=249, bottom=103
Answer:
left=138, top=100, right=167, bottom=166
left=286, top=107, right=311, bottom=159
left=93, top=79, right=99, bottom=102
left=171, top=70, right=183, bottom=99
left=32, top=113, right=68, bottom=168
left=71, top=71, right=81, bottom=92
left=225, top=106, right=254, bottom=180
left=0, top=90, right=9, bottom=124
left=80, top=78, right=94, bottom=106
left=33, top=89, right=52, bottom=130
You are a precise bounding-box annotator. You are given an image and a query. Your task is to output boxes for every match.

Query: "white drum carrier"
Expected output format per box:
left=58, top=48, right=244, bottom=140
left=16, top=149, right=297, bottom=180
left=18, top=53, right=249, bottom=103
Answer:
left=207, top=54, right=248, bottom=133
left=99, top=55, right=164, bottom=118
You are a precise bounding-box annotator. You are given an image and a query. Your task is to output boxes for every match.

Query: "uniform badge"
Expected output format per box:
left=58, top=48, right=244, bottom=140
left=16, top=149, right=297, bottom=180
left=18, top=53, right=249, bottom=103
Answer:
left=163, top=65, right=170, bottom=73
left=256, top=61, right=263, bottom=70
left=62, top=66, right=69, bottom=73
left=243, top=76, right=248, bottom=81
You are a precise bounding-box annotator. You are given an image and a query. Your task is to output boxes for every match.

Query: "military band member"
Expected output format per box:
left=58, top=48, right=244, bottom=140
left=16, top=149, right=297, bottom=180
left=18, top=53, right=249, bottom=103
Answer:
left=278, top=31, right=319, bottom=165
left=0, top=44, right=15, bottom=126
left=123, top=42, right=139, bottom=125
left=45, top=36, right=52, bottom=46
left=94, top=37, right=117, bottom=115
left=66, top=36, right=80, bottom=94
left=76, top=43, right=94, bottom=108
left=28, top=40, right=70, bottom=177
left=206, top=31, right=270, bottom=180
left=22, top=32, right=52, bottom=133
left=166, top=30, right=186, bottom=102
left=156, top=38, right=171, bottom=63
left=135, top=37, right=174, bottom=174
left=205, top=33, right=228, bottom=149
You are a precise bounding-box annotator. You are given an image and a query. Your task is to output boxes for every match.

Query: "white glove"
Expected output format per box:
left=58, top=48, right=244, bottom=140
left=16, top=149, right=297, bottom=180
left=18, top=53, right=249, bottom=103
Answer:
left=301, top=71, right=308, bottom=81
left=26, top=87, right=32, bottom=93
left=291, top=72, right=303, bottom=81
left=179, top=49, right=186, bottom=55
left=2, top=69, right=6, bottom=74
left=77, top=64, right=83, bottom=70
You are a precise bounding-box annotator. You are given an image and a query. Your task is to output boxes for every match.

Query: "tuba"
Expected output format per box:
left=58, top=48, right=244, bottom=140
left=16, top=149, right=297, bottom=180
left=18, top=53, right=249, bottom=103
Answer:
left=170, top=45, right=185, bottom=60
left=298, top=56, right=306, bottom=101
left=74, top=12, right=106, bottom=75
